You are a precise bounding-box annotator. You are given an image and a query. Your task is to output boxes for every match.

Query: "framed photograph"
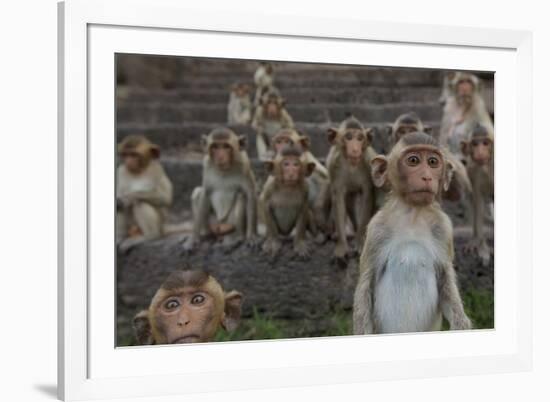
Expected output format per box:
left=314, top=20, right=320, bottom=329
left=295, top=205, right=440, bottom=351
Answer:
left=58, top=0, right=533, bottom=400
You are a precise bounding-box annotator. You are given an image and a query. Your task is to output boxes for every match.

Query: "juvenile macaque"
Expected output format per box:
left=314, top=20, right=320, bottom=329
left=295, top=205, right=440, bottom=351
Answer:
left=271, top=129, right=329, bottom=229
left=251, top=89, right=295, bottom=160
left=439, top=71, right=457, bottom=107
left=389, top=112, right=472, bottom=201
left=440, top=72, right=493, bottom=157
left=326, top=116, right=375, bottom=260
left=253, top=62, right=275, bottom=107
left=116, top=135, right=173, bottom=252
left=461, top=124, right=494, bottom=266
left=183, top=128, right=258, bottom=251
left=260, top=145, right=315, bottom=258
left=133, top=270, right=243, bottom=345
left=227, top=83, right=252, bottom=125
left=353, top=132, right=472, bottom=334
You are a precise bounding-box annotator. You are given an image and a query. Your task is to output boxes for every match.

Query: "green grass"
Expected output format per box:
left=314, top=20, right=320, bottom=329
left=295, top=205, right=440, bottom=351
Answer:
left=118, top=288, right=493, bottom=346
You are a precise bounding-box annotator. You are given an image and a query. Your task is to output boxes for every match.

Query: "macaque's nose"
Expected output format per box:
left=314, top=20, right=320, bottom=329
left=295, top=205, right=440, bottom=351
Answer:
left=177, top=312, right=191, bottom=327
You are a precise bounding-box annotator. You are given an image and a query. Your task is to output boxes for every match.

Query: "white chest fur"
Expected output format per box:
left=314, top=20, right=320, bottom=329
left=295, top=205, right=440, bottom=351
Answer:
left=374, top=221, right=444, bottom=334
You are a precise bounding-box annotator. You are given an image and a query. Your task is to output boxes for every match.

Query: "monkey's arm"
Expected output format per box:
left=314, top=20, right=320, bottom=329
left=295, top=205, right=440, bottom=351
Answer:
left=438, top=262, right=472, bottom=330
left=242, top=177, right=258, bottom=242
left=193, top=185, right=211, bottom=239
left=353, top=256, right=377, bottom=334
left=293, top=192, right=310, bottom=257
left=259, top=181, right=277, bottom=239
left=281, top=110, right=294, bottom=128
left=332, top=183, right=349, bottom=258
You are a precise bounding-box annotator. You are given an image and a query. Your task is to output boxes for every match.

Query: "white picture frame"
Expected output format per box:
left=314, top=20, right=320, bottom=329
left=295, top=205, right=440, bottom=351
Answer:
left=58, top=0, right=533, bottom=400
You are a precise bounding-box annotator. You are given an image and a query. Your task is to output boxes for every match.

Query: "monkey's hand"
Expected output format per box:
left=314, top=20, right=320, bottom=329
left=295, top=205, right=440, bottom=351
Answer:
left=182, top=235, right=198, bottom=253
left=262, top=238, right=282, bottom=257
left=245, top=234, right=261, bottom=249
left=464, top=238, right=492, bottom=266
left=118, top=194, right=137, bottom=208
left=293, top=241, right=310, bottom=260
left=333, top=242, right=350, bottom=260
left=450, top=314, right=472, bottom=331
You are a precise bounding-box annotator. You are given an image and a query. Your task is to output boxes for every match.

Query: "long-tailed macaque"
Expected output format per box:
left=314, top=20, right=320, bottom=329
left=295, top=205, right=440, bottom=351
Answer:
left=271, top=129, right=330, bottom=231
left=389, top=112, right=472, bottom=201
left=440, top=72, right=493, bottom=157
left=253, top=62, right=275, bottom=107
left=260, top=145, right=315, bottom=258
left=227, top=83, right=252, bottom=125
left=251, top=89, right=295, bottom=160
left=461, top=124, right=494, bottom=266
left=133, top=270, right=243, bottom=345
left=116, top=135, right=173, bottom=252
left=183, top=128, right=258, bottom=251
left=326, top=116, right=375, bottom=260
left=353, top=132, right=472, bottom=334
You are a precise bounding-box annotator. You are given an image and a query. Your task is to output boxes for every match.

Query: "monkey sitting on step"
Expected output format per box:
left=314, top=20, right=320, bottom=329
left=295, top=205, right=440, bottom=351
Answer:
left=353, top=132, right=472, bottom=334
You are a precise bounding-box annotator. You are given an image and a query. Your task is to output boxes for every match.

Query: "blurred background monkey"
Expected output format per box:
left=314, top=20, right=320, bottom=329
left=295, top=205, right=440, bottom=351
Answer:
left=133, top=270, right=243, bottom=345
left=116, top=135, right=173, bottom=252
left=440, top=72, right=493, bottom=157
left=260, top=145, right=315, bottom=258
left=326, top=116, right=375, bottom=260
left=353, top=132, right=471, bottom=334
left=227, top=82, right=252, bottom=125
left=253, top=62, right=275, bottom=107
left=183, top=128, right=258, bottom=251
left=461, top=124, right=494, bottom=266
left=251, top=89, right=295, bottom=160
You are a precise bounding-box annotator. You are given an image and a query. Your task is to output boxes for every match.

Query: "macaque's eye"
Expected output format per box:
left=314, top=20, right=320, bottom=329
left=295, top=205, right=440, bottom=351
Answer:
left=406, top=155, right=420, bottom=166
left=427, top=156, right=441, bottom=168
left=356, top=133, right=365, bottom=142
left=211, top=143, right=220, bottom=150
left=222, top=143, right=231, bottom=150
left=482, top=140, right=490, bottom=146
left=191, top=294, right=205, bottom=305
left=164, top=299, right=180, bottom=310
left=344, top=132, right=353, bottom=141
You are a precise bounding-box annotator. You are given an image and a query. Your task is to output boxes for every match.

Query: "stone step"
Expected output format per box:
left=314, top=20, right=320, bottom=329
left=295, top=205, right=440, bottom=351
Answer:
left=117, top=120, right=442, bottom=159
left=117, top=101, right=443, bottom=125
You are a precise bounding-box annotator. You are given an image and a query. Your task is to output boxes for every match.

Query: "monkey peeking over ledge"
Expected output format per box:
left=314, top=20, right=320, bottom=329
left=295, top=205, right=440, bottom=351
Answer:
left=133, top=270, right=243, bottom=345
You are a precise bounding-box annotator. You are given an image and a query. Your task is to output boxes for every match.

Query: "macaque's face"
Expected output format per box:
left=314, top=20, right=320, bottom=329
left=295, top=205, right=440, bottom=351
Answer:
left=211, top=142, right=233, bottom=170
left=399, top=148, right=444, bottom=206
left=154, top=287, right=220, bottom=344
left=456, top=80, right=474, bottom=107
left=234, top=86, right=248, bottom=98
left=281, top=156, right=302, bottom=185
left=121, top=151, right=142, bottom=174
left=343, top=129, right=366, bottom=166
left=265, top=100, right=280, bottom=119
left=273, top=135, right=293, bottom=153
left=470, top=138, right=492, bottom=165
left=395, top=124, right=419, bottom=143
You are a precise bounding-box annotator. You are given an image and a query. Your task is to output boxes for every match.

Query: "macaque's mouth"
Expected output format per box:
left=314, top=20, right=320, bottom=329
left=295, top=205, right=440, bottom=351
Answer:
left=412, top=189, right=435, bottom=195
left=172, top=335, right=201, bottom=344
left=347, top=156, right=362, bottom=164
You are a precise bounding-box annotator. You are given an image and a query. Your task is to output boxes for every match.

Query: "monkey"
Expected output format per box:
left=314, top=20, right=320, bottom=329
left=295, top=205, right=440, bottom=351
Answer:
left=461, top=124, right=494, bottom=266
left=353, top=132, right=472, bottom=335
left=253, top=62, right=275, bottom=107
left=251, top=89, right=295, bottom=160
left=438, top=71, right=457, bottom=107
left=227, top=83, right=252, bottom=125
left=270, top=129, right=329, bottom=229
left=388, top=112, right=472, bottom=202
left=182, top=128, right=259, bottom=251
left=439, top=72, right=493, bottom=157
left=116, top=135, right=173, bottom=252
left=133, top=270, right=243, bottom=345
left=326, top=116, right=376, bottom=260
left=260, top=145, right=315, bottom=258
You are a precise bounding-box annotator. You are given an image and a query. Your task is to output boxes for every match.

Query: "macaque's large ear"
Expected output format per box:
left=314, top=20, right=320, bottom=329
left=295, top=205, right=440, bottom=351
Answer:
left=305, top=162, right=316, bottom=177
left=365, top=128, right=374, bottom=144
left=238, top=135, right=247, bottom=150
left=424, top=125, right=433, bottom=135
left=327, top=128, right=339, bottom=145
left=460, top=141, right=469, bottom=157
left=201, top=135, right=209, bottom=152
left=443, top=161, right=455, bottom=192
left=150, top=144, right=161, bottom=159
left=371, top=155, right=389, bottom=188
left=221, top=291, right=243, bottom=332
left=264, top=160, right=275, bottom=174
left=133, top=310, right=154, bottom=345
left=299, top=135, right=311, bottom=150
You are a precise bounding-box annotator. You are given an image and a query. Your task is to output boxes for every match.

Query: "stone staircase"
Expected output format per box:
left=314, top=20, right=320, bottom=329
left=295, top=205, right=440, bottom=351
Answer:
left=116, top=56, right=493, bottom=219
